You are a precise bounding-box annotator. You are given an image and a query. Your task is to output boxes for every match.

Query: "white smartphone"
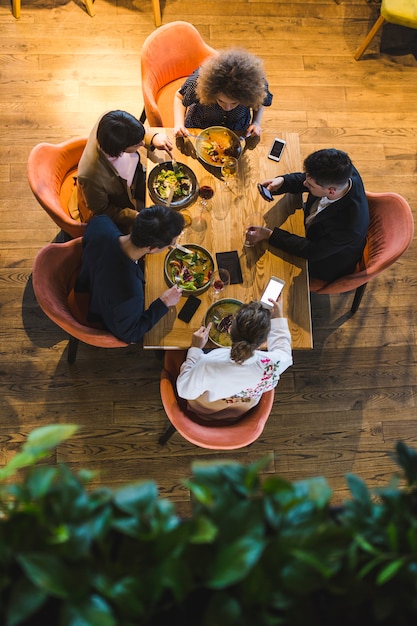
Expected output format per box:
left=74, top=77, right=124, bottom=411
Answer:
left=268, top=138, right=286, bottom=162
left=260, top=276, right=285, bottom=309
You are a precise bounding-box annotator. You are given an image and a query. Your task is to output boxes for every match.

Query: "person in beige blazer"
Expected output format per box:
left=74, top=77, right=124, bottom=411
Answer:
left=77, top=110, right=173, bottom=233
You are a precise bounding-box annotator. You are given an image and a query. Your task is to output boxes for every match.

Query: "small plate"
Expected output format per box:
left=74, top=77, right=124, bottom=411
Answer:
left=195, top=126, right=243, bottom=167
left=204, top=298, right=243, bottom=347
left=148, top=161, right=198, bottom=209
left=164, top=244, right=214, bottom=295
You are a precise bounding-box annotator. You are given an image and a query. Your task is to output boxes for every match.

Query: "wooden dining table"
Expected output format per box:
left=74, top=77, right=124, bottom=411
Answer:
left=143, top=129, right=313, bottom=350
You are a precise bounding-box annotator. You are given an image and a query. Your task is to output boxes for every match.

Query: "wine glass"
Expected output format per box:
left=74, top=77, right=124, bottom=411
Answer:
left=221, top=157, right=238, bottom=190
left=211, top=268, right=230, bottom=298
left=197, top=176, right=215, bottom=212
left=244, top=212, right=265, bottom=248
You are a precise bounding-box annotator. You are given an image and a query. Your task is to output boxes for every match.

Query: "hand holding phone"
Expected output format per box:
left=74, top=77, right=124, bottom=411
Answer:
left=257, top=183, right=274, bottom=202
left=260, top=277, right=285, bottom=309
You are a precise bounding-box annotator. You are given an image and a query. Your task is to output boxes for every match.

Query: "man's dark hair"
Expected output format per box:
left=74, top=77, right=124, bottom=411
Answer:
left=304, top=148, right=353, bottom=188
left=97, top=110, right=145, bottom=157
left=131, top=205, right=185, bottom=249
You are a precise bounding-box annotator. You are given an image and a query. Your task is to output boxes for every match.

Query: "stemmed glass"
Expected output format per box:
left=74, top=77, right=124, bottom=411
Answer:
left=221, top=157, right=238, bottom=191
left=197, top=176, right=215, bottom=212
left=211, top=268, right=230, bottom=299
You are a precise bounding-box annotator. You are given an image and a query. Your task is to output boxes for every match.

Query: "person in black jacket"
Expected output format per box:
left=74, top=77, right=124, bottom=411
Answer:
left=75, top=206, right=183, bottom=344
left=246, top=149, right=369, bottom=282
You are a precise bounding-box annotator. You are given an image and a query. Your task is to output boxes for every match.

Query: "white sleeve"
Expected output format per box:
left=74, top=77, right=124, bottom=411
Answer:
left=176, top=347, right=207, bottom=400
left=266, top=317, right=293, bottom=375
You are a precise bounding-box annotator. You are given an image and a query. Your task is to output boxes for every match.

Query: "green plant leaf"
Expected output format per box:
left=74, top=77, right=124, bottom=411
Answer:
left=5, top=576, right=47, bottom=626
left=24, top=424, right=79, bottom=454
left=376, top=558, right=405, bottom=585
left=61, top=595, right=116, bottom=626
left=190, top=515, right=218, bottom=544
left=207, top=535, right=265, bottom=588
left=395, top=441, right=417, bottom=486
left=0, top=425, right=79, bottom=481
left=17, top=553, right=74, bottom=599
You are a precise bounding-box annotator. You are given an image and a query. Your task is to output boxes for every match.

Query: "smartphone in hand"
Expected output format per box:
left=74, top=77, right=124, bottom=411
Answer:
left=257, top=183, right=274, bottom=202
left=260, top=277, right=285, bottom=309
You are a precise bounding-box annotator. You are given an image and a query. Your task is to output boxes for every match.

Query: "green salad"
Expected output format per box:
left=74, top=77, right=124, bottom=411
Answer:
left=168, top=249, right=213, bottom=291
left=153, top=167, right=192, bottom=201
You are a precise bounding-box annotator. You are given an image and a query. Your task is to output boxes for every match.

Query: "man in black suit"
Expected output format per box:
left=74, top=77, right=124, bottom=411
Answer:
left=247, top=149, right=369, bottom=282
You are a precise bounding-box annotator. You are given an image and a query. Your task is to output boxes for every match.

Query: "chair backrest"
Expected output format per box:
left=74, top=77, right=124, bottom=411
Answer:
left=160, top=350, right=275, bottom=449
left=32, top=238, right=128, bottom=349
left=310, top=191, right=414, bottom=294
left=140, top=21, right=217, bottom=127
left=27, top=137, right=90, bottom=239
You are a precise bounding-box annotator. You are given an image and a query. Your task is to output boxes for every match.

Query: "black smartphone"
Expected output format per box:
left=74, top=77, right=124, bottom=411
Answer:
left=178, top=295, right=201, bottom=322
left=257, top=183, right=274, bottom=202
left=215, top=251, right=243, bottom=284
left=268, top=138, right=286, bottom=162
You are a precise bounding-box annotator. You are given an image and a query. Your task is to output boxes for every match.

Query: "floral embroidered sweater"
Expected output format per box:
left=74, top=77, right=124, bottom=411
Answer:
left=176, top=318, right=292, bottom=420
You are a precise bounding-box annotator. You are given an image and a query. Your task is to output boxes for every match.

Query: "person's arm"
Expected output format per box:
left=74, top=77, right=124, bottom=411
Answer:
left=144, top=129, right=173, bottom=154
left=266, top=298, right=293, bottom=374
left=173, top=90, right=188, bottom=137
left=176, top=324, right=213, bottom=399
left=246, top=105, right=264, bottom=137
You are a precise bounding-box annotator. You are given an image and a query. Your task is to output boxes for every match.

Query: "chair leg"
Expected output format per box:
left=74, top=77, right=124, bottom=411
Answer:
left=152, top=0, right=162, bottom=27
left=354, top=14, right=385, bottom=60
left=83, top=0, right=95, bottom=17
left=350, top=283, right=367, bottom=315
left=68, top=336, right=79, bottom=364
left=12, top=0, right=20, bottom=18
left=159, top=423, right=177, bottom=445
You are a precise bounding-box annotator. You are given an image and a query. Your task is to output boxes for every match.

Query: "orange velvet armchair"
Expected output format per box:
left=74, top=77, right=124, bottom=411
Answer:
left=27, top=138, right=91, bottom=240
left=309, top=191, right=414, bottom=315
left=140, top=21, right=217, bottom=127
left=32, top=238, right=128, bottom=363
left=159, top=350, right=275, bottom=449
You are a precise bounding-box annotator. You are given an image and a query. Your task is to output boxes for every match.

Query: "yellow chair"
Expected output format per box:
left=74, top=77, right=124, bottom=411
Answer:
left=12, top=0, right=95, bottom=18
left=12, top=0, right=161, bottom=24
left=354, top=0, right=417, bottom=60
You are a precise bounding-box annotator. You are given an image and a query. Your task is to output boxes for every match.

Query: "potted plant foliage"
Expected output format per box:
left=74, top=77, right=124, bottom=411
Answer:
left=1, top=425, right=417, bottom=626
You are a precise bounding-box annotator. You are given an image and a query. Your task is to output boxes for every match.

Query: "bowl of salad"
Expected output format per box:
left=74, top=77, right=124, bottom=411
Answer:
left=164, top=244, right=214, bottom=295
left=148, top=161, right=198, bottom=209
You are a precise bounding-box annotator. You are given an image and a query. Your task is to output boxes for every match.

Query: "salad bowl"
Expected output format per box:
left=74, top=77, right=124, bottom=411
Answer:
left=148, top=161, right=198, bottom=209
left=164, top=244, right=214, bottom=296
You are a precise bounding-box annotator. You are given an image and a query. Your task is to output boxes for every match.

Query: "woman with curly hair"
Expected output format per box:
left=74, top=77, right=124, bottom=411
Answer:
left=173, top=48, right=273, bottom=138
left=176, top=297, right=292, bottom=421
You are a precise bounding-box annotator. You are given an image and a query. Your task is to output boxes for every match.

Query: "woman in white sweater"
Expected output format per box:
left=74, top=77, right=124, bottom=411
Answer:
left=176, top=297, right=292, bottom=420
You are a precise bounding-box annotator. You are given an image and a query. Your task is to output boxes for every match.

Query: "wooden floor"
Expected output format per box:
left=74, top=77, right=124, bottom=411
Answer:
left=1, top=0, right=416, bottom=512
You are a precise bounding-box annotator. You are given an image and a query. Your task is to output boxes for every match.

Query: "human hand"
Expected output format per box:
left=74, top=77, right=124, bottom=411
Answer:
left=159, top=285, right=182, bottom=307
left=191, top=323, right=212, bottom=349
left=270, top=294, right=284, bottom=319
left=260, top=176, right=284, bottom=193
left=173, top=125, right=188, bottom=138
left=246, top=122, right=262, bottom=137
left=244, top=225, right=272, bottom=247
left=152, top=133, right=173, bottom=153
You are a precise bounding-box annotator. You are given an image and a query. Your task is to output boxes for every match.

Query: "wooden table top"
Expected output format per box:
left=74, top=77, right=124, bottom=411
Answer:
left=143, top=130, right=312, bottom=350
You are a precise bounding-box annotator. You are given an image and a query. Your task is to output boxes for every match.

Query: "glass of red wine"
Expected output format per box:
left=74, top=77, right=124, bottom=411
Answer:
left=211, top=268, right=230, bottom=298
left=197, top=176, right=215, bottom=211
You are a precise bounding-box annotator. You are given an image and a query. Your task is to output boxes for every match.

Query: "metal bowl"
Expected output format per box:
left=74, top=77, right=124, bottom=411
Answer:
left=195, top=126, right=243, bottom=167
left=204, top=298, right=243, bottom=347
left=148, top=161, right=198, bottom=209
left=164, top=244, right=215, bottom=296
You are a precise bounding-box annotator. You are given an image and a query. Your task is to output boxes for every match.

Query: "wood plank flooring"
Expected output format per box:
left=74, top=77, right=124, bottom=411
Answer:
left=0, top=0, right=416, bottom=513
